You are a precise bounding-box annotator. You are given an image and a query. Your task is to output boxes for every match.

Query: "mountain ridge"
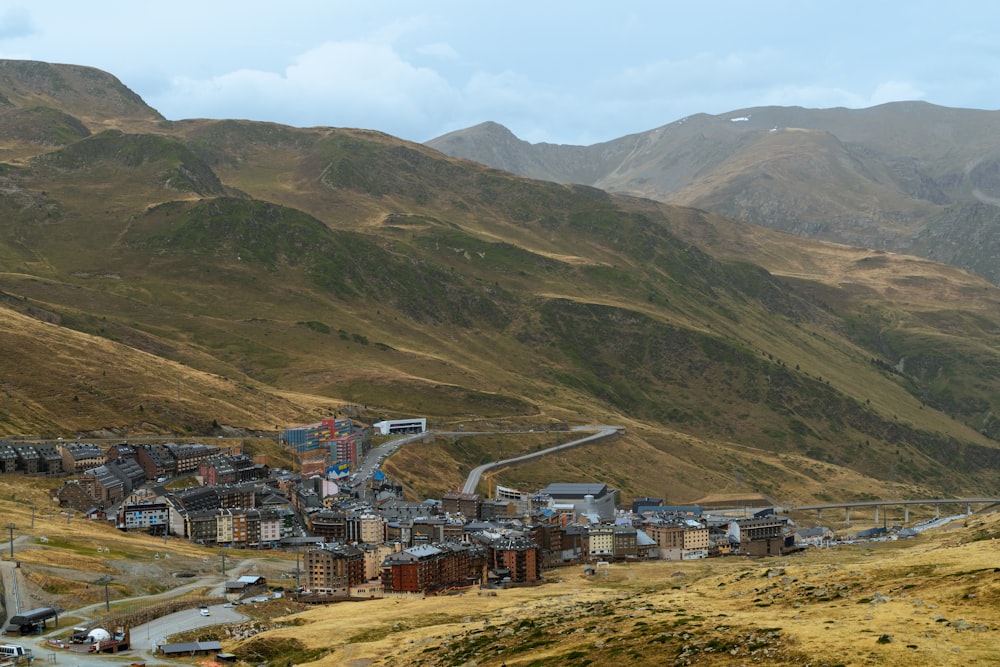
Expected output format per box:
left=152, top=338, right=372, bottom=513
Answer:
left=0, top=60, right=999, bottom=504
left=427, top=102, right=1000, bottom=285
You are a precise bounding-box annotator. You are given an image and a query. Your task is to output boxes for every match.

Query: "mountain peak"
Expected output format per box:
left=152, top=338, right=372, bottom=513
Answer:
left=0, top=59, right=163, bottom=127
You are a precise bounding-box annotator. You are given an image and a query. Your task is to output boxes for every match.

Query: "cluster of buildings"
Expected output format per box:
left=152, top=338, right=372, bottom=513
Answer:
left=34, top=420, right=806, bottom=599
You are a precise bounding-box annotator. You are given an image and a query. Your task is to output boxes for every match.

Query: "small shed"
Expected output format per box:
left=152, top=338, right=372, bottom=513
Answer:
left=159, top=640, right=223, bottom=657
left=225, top=574, right=267, bottom=596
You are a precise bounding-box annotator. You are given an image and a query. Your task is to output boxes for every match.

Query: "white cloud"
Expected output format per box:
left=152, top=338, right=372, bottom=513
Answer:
left=414, top=42, right=458, bottom=59
left=0, top=7, right=34, bottom=40
left=150, top=40, right=460, bottom=137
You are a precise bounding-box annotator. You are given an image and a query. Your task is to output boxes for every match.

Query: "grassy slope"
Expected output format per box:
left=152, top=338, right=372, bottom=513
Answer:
left=0, top=103, right=997, bottom=501
left=240, top=510, right=1000, bottom=667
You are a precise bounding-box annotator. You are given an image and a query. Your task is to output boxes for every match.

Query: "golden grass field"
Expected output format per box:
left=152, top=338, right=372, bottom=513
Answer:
left=236, top=511, right=1000, bottom=667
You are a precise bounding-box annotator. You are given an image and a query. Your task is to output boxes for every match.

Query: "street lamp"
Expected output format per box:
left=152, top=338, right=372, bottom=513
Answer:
left=95, top=575, right=113, bottom=612
left=5, top=523, right=14, bottom=559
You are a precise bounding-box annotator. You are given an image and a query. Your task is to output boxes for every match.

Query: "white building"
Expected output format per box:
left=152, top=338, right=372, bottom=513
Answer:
left=372, top=418, right=426, bottom=436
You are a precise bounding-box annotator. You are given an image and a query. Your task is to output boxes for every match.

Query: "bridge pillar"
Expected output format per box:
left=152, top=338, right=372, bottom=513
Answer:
left=935, top=503, right=940, bottom=519
left=904, top=505, right=909, bottom=523
left=968, top=503, right=972, bottom=515
left=817, top=508, right=822, bottom=520
left=845, top=507, right=850, bottom=526
left=874, top=505, right=879, bottom=523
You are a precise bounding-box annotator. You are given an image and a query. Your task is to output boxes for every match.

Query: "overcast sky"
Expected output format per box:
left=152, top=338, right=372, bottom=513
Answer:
left=2, top=2, right=998, bottom=145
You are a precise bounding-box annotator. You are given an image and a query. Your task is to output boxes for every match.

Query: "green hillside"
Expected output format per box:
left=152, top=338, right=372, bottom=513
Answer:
left=1, top=61, right=999, bottom=503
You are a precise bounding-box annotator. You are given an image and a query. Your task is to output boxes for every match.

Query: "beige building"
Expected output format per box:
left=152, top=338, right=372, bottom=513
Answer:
left=644, top=516, right=708, bottom=560
left=587, top=525, right=615, bottom=560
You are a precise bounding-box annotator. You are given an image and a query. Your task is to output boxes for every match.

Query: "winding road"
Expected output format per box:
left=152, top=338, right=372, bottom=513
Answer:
left=461, top=425, right=622, bottom=495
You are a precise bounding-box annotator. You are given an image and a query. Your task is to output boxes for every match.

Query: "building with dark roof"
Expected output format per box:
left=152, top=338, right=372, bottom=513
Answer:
left=13, top=444, right=40, bottom=474
left=106, top=457, right=148, bottom=494
left=0, top=441, right=18, bottom=473
left=80, top=465, right=125, bottom=506
left=135, top=443, right=176, bottom=480
left=165, top=442, right=218, bottom=474
left=442, top=492, right=481, bottom=519
left=485, top=535, right=541, bottom=583
left=200, top=453, right=260, bottom=485
left=380, top=542, right=484, bottom=593
left=216, top=483, right=257, bottom=510
left=304, top=542, right=365, bottom=594
left=173, top=486, right=219, bottom=513
left=58, top=442, right=106, bottom=473
left=33, top=443, right=63, bottom=475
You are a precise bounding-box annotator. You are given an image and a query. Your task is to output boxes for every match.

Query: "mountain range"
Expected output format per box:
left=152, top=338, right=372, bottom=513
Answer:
left=1, top=60, right=999, bottom=504
left=427, top=102, right=1000, bottom=286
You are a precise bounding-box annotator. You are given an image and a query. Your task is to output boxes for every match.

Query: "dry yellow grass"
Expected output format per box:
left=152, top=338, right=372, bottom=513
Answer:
left=235, top=511, right=1000, bottom=666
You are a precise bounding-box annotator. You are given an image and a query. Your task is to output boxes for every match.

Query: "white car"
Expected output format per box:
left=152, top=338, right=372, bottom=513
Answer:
left=199, top=606, right=211, bottom=616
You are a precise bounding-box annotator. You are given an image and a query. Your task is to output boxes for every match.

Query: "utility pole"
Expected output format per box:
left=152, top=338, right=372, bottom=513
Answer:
left=5, top=523, right=13, bottom=559
left=295, top=543, right=301, bottom=590
left=30, top=505, right=35, bottom=530
left=96, top=575, right=113, bottom=612
left=221, top=550, right=227, bottom=577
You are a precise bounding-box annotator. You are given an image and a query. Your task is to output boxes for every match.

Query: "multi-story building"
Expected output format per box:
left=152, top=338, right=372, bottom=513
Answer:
left=309, top=511, right=348, bottom=542
left=216, top=508, right=235, bottom=544
left=216, top=483, right=257, bottom=510
left=0, top=441, right=17, bottom=473
left=359, top=543, right=397, bottom=582
left=487, top=535, right=541, bottom=583
left=358, top=513, right=385, bottom=545
left=612, top=524, right=638, bottom=560
left=14, top=444, right=40, bottom=474
left=442, top=492, right=481, bottom=519
left=586, top=524, right=615, bottom=560
left=259, top=509, right=283, bottom=545
left=119, top=500, right=170, bottom=535
left=106, top=443, right=138, bottom=461
left=165, top=443, right=218, bottom=475
left=33, top=443, right=64, bottom=475
left=79, top=466, right=124, bottom=506
left=173, top=486, right=220, bottom=513
left=381, top=542, right=483, bottom=593
left=304, top=542, right=365, bottom=594
left=59, top=442, right=106, bottom=473
left=186, top=509, right=219, bottom=544
left=106, top=457, right=148, bottom=494
left=201, top=454, right=261, bottom=485
left=135, top=444, right=176, bottom=480
left=734, top=516, right=789, bottom=557
left=644, top=515, right=709, bottom=560
left=329, top=434, right=362, bottom=467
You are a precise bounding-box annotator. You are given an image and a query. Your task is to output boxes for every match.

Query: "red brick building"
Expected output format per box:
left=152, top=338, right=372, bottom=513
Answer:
left=381, top=542, right=483, bottom=593
left=487, top=535, right=541, bottom=583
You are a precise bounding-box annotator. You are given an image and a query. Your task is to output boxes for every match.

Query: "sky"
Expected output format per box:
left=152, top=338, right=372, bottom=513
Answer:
left=2, top=2, right=999, bottom=146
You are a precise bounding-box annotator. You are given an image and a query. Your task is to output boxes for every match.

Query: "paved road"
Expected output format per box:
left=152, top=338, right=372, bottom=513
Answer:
left=0, top=553, right=259, bottom=666
left=462, top=425, right=622, bottom=494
